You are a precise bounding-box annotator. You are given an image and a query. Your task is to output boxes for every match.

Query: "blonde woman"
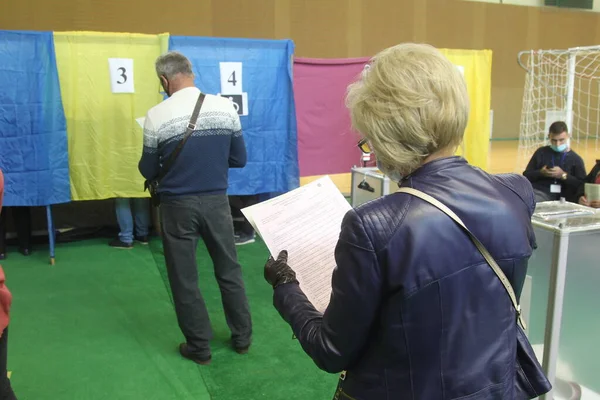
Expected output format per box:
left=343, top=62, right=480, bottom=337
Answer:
left=265, top=44, right=540, bottom=399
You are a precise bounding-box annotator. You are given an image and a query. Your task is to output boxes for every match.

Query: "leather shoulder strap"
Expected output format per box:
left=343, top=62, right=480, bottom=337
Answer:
left=397, top=187, right=527, bottom=330
left=157, top=92, right=206, bottom=182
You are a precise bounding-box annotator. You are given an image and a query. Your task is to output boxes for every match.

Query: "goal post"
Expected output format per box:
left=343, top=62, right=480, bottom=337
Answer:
left=516, top=46, right=600, bottom=173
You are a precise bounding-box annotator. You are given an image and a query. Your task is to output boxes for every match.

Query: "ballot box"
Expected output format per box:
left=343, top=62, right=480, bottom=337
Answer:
left=525, top=201, right=600, bottom=400
left=350, top=167, right=396, bottom=207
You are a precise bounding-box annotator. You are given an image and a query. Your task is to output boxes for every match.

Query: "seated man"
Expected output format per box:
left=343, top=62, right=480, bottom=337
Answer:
left=577, top=159, right=600, bottom=208
left=523, top=121, right=586, bottom=203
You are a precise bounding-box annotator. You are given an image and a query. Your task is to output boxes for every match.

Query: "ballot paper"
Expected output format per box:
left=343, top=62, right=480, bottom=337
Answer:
left=585, top=183, right=600, bottom=202
left=242, top=176, right=352, bottom=312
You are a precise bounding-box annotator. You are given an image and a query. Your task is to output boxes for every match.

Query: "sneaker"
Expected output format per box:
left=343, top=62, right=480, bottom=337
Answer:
left=109, top=239, right=133, bottom=249
left=235, top=233, right=255, bottom=246
left=135, top=235, right=149, bottom=245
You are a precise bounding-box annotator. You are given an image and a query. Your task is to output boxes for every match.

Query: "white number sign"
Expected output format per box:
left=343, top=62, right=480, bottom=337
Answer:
left=220, top=62, right=243, bottom=94
left=108, top=58, right=134, bottom=93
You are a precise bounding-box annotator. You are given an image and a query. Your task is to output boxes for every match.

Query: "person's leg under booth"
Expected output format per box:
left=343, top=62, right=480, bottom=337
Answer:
left=229, top=195, right=259, bottom=245
left=200, top=195, right=252, bottom=350
left=0, top=208, right=32, bottom=258
left=160, top=195, right=213, bottom=363
left=12, top=207, right=31, bottom=255
left=112, top=198, right=134, bottom=248
left=239, top=195, right=259, bottom=237
left=132, top=198, right=150, bottom=244
left=228, top=195, right=245, bottom=233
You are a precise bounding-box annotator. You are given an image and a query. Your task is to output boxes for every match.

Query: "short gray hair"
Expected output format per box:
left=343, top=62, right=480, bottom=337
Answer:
left=155, top=51, right=194, bottom=79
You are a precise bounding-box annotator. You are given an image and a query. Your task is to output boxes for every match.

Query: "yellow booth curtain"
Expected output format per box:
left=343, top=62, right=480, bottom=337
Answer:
left=53, top=31, right=169, bottom=201
left=440, top=48, right=493, bottom=170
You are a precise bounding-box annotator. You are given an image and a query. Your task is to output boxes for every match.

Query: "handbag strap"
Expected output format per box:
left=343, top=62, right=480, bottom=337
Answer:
left=156, top=92, right=206, bottom=182
left=397, top=187, right=527, bottom=330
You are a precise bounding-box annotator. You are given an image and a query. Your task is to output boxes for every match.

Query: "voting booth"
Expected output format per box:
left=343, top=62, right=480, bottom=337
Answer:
left=526, top=201, right=600, bottom=400
left=0, top=29, right=300, bottom=263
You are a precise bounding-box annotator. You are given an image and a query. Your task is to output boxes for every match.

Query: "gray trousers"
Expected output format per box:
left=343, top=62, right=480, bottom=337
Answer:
left=160, top=194, right=252, bottom=358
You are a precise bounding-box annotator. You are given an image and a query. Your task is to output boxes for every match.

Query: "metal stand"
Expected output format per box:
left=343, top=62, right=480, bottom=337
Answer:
left=540, top=230, right=570, bottom=399
left=46, top=205, right=56, bottom=265
left=531, top=201, right=600, bottom=399
left=361, top=153, right=370, bottom=168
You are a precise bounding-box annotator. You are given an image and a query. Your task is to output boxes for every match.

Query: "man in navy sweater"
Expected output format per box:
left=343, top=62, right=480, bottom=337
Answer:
left=523, top=121, right=586, bottom=203
left=139, top=52, right=252, bottom=365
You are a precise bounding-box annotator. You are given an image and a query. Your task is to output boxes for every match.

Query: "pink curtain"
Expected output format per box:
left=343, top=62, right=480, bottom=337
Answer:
left=294, top=57, right=370, bottom=177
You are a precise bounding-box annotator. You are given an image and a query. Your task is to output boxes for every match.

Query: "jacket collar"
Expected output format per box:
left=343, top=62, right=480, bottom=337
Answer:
left=401, top=156, right=467, bottom=183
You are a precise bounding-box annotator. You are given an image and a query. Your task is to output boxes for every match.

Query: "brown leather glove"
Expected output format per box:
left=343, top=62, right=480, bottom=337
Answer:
left=264, top=250, right=298, bottom=288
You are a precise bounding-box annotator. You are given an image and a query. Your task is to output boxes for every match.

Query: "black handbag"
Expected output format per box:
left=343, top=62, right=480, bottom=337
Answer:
left=144, top=93, right=206, bottom=207
left=397, top=187, right=552, bottom=399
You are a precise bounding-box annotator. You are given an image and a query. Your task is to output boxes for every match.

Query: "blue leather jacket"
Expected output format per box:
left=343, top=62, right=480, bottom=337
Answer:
left=274, top=157, right=536, bottom=399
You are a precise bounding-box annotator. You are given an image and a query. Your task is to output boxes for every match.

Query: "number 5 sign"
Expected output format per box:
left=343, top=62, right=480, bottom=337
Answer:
left=108, top=58, right=135, bottom=93
left=220, top=62, right=243, bottom=94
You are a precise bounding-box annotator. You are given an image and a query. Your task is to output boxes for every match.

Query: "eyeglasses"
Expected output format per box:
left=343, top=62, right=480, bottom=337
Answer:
left=357, top=138, right=372, bottom=154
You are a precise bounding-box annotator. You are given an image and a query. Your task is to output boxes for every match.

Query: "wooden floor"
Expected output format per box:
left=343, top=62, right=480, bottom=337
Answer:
left=301, top=139, right=600, bottom=194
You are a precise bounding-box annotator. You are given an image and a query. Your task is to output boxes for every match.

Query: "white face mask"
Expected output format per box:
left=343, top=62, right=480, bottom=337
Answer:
left=377, top=160, right=403, bottom=182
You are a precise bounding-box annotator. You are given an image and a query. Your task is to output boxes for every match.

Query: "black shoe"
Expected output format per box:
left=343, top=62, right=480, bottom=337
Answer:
left=19, top=248, right=31, bottom=256
left=234, top=345, right=250, bottom=354
left=109, top=239, right=133, bottom=249
left=179, top=343, right=211, bottom=365
left=233, top=341, right=251, bottom=354
left=135, top=235, right=149, bottom=245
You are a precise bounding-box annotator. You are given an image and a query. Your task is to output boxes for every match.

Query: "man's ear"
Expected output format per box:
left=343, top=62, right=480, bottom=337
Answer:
left=160, top=75, right=168, bottom=87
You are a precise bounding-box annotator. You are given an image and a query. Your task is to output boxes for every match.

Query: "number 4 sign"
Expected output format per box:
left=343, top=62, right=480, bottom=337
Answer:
left=108, top=58, right=135, bottom=93
left=220, top=62, right=243, bottom=94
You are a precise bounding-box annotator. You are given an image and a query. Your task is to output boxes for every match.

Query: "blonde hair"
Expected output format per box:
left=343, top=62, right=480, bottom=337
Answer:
left=346, top=43, right=470, bottom=177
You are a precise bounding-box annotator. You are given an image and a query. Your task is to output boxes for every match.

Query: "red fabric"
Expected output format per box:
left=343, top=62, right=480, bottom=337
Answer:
left=294, top=57, right=371, bottom=176
left=0, top=171, right=12, bottom=334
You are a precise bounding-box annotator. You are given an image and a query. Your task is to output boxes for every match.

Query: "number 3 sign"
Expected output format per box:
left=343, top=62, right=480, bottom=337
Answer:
left=108, top=58, right=135, bottom=93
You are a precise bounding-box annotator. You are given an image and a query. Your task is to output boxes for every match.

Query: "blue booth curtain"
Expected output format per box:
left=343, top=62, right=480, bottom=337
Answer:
left=0, top=30, right=70, bottom=206
left=168, top=36, right=299, bottom=195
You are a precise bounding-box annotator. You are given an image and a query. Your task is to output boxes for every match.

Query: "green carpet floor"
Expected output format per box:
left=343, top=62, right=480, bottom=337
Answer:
left=1, top=237, right=338, bottom=399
